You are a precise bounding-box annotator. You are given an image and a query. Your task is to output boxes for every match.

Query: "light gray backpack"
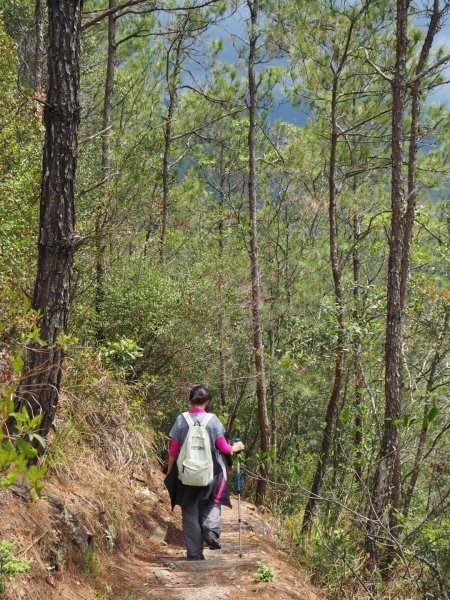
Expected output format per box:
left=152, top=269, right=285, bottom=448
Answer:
left=177, top=412, right=214, bottom=486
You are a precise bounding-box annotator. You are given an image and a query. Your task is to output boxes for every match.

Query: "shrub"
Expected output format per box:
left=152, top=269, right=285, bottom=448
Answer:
left=256, top=561, right=275, bottom=582
left=0, top=541, right=31, bottom=593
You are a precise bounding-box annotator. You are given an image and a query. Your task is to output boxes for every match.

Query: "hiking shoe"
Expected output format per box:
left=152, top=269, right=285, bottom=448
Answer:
left=204, top=533, right=221, bottom=550
left=187, top=554, right=205, bottom=561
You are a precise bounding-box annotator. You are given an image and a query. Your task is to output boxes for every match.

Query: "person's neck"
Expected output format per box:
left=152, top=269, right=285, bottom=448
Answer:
left=189, top=406, right=207, bottom=413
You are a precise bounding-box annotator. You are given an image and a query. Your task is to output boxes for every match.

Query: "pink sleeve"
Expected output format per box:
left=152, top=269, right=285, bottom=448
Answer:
left=169, top=438, right=181, bottom=458
left=215, top=436, right=233, bottom=454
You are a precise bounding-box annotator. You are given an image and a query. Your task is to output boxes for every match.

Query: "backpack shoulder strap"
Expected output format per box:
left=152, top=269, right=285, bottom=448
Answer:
left=201, top=413, right=214, bottom=428
left=182, top=412, right=195, bottom=427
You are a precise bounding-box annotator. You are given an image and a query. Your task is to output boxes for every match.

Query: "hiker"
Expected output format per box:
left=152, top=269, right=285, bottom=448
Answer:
left=164, top=385, right=245, bottom=561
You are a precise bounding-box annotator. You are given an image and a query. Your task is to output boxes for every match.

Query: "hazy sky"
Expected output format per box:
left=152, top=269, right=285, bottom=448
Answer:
left=205, top=4, right=450, bottom=120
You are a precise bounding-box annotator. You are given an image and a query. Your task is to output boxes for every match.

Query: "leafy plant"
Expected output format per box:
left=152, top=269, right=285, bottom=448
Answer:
left=100, top=336, right=143, bottom=374
left=256, top=561, right=275, bottom=582
left=0, top=305, right=47, bottom=494
left=0, top=541, right=31, bottom=593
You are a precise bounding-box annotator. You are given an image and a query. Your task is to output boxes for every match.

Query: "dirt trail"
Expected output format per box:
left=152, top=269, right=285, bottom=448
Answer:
left=102, top=499, right=322, bottom=600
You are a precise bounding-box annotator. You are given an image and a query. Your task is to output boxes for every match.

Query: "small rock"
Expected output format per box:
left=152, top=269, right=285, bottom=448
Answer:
left=140, top=488, right=159, bottom=503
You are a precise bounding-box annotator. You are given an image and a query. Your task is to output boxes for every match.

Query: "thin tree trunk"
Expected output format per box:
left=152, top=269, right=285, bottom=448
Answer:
left=34, top=0, right=45, bottom=107
left=400, top=0, right=440, bottom=311
left=159, top=30, right=184, bottom=265
left=352, top=212, right=364, bottom=483
left=218, top=156, right=228, bottom=406
left=159, top=99, right=174, bottom=265
left=403, top=311, right=448, bottom=518
left=302, top=69, right=345, bottom=533
left=95, top=0, right=116, bottom=340
left=268, top=326, right=277, bottom=473
left=11, top=0, right=83, bottom=445
left=366, top=0, right=408, bottom=571
left=247, top=0, right=270, bottom=506
left=226, top=378, right=248, bottom=438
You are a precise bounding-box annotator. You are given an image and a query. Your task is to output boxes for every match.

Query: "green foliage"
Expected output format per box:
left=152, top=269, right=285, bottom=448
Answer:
left=100, top=336, right=143, bottom=374
left=0, top=17, right=41, bottom=294
left=0, top=304, right=47, bottom=495
left=256, top=561, right=275, bottom=582
left=0, top=541, right=31, bottom=593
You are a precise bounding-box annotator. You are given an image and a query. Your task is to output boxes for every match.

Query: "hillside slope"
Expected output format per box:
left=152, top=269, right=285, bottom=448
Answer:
left=1, top=462, right=322, bottom=600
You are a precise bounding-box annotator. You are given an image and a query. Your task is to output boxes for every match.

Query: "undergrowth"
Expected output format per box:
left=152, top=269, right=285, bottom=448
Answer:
left=42, top=346, right=156, bottom=477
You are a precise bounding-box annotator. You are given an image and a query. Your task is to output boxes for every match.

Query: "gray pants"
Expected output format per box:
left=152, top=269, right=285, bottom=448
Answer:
left=181, top=499, right=221, bottom=559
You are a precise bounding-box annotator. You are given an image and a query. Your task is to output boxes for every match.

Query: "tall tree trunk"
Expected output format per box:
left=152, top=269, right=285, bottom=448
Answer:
left=366, top=0, right=408, bottom=571
left=302, top=69, right=345, bottom=533
left=159, top=98, right=175, bottom=265
left=11, top=0, right=83, bottom=445
left=34, top=0, right=45, bottom=108
left=218, top=154, right=228, bottom=406
left=268, top=326, right=277, bottom=474
left=247, top=0, right=270, bottom=506
left=95, top=0, right=116, bottom=340
left=159, top=30, right=184, bottom=265
left=352, top=211, right=364, bottom=483
left=366, top=0, right=442, bottom=571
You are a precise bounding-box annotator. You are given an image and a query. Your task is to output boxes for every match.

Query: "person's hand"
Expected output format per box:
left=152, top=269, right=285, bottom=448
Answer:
left=226, top=465, right=234, bottom=475
left=232, top=440, right=245, bottom=453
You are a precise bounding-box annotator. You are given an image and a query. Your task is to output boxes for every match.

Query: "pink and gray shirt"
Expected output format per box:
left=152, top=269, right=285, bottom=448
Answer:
left=168, top=408, right=233, bottom=459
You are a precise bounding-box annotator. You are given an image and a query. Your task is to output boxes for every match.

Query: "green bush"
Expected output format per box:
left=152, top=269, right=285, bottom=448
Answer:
left=100, top=336, right=143, bottom=375
left=256, top=561, right=275, bottom=582
left=0, top=541, right=31, bottom=593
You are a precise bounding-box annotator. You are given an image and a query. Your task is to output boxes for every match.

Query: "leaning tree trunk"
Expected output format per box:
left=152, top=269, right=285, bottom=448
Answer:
left=95, top=0, right=116, bottom=341
left=11, top=0, right=83, bottom=446
left=366, top=0, right=407, bottom=572
left=247, top=0, right=270, bottom=505
left=302, top=69, right=345, bottom=533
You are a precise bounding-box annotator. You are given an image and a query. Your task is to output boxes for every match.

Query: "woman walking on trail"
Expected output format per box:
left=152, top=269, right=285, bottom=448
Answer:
left=164, top=385, right=245, bottom=561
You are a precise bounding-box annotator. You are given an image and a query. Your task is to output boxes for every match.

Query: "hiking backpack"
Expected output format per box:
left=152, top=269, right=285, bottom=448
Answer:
left=177, top=412, right=214, bottom=487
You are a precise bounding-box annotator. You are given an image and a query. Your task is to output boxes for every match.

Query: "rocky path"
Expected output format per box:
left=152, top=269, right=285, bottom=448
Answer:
left=102, top=499, right=322, bottom=600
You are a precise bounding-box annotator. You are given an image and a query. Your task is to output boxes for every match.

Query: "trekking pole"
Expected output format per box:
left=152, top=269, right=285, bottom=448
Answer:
left=234, top=437, right=243, bottom=558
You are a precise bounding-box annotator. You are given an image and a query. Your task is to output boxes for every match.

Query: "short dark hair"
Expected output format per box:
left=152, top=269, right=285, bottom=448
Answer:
left=189, top=385, right=211, bottom=406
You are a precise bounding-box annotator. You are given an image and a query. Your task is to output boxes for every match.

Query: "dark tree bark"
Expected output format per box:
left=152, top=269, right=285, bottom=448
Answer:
left=247, top=0, right=270, bottom=506
left=95, top=0, right=116, bottom=341
left=302, top=19, right=354, bottom=531
left=12, top=0, right=83, bottom=445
